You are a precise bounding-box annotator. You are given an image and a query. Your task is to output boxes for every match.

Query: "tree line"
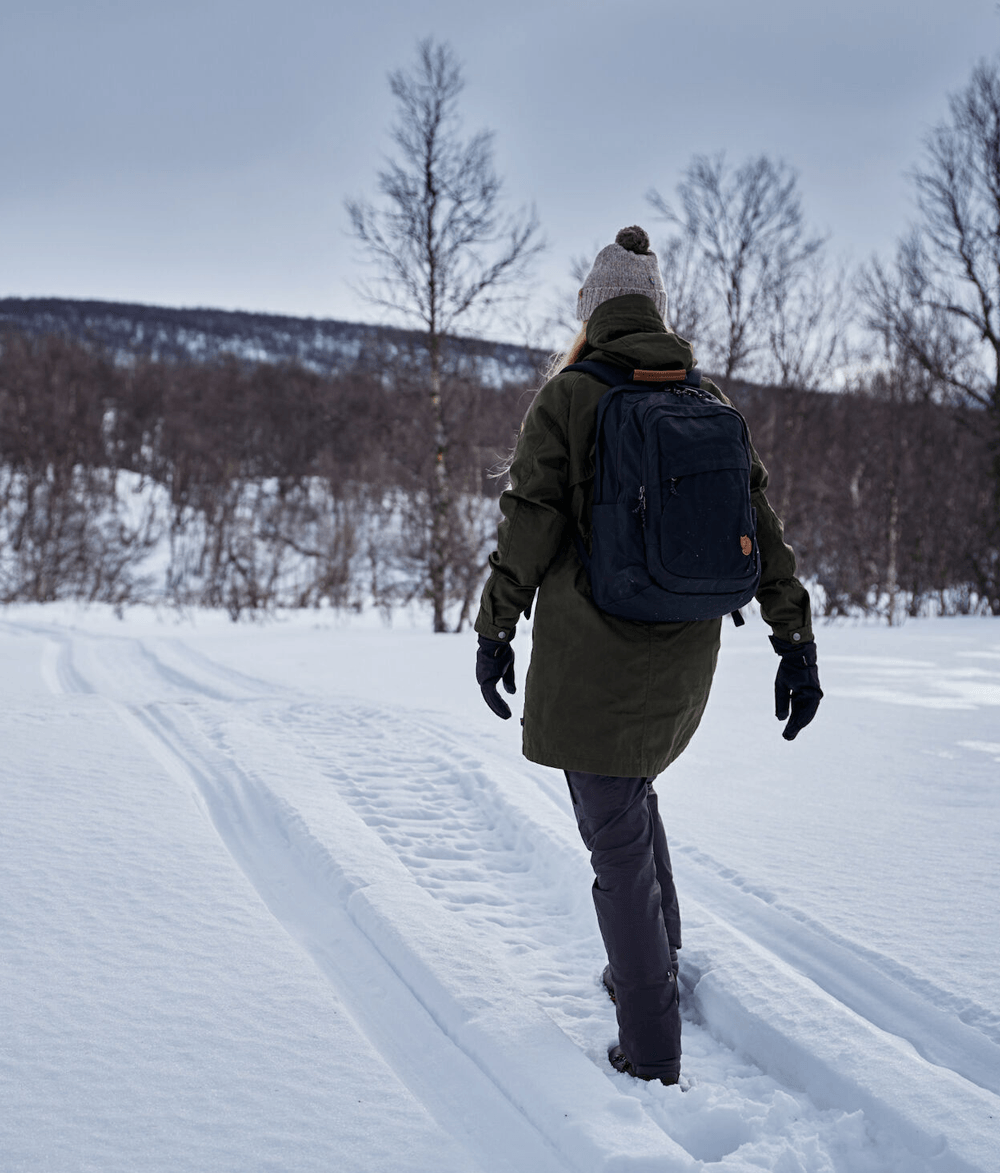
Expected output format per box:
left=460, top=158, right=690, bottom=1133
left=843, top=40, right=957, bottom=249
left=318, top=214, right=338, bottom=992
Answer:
left=0, top=329, right=527, bottom=621
left=0, top=325, right=992, bottom=622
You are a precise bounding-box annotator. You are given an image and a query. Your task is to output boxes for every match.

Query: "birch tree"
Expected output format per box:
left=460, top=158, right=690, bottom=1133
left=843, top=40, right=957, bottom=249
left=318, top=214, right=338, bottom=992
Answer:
left=346, top=38, right=543, bottom=631
left=860, top=57, right=1000, bottom=611
left=649, top=153, right=825, bottom=387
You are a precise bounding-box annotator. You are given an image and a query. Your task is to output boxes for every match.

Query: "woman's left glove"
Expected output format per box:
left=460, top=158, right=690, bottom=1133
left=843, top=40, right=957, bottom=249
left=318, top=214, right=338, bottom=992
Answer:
left=770, top=636, right=823, bottom=741
left=476, top=635, right=516, bottom=720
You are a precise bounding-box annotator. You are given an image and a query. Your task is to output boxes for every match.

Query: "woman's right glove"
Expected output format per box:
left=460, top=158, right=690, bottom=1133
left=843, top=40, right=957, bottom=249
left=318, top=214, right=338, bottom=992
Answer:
left=476, top=635, right=516, bottom=720
left=769, top=636, right=823, bottom=741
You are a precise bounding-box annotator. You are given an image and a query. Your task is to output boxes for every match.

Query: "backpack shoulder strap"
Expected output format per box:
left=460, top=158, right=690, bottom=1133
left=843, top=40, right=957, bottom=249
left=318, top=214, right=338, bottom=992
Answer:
left=562, top=360, right=633, bottom=386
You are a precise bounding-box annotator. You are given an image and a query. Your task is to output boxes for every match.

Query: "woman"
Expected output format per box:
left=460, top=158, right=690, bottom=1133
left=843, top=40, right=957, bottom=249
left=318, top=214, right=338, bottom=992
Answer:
left=474, top=226, right=822, bottom=1085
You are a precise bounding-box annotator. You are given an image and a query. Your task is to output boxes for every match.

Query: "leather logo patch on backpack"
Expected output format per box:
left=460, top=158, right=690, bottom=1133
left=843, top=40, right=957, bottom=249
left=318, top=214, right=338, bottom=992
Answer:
left=740, top=535, right=752, bottom=556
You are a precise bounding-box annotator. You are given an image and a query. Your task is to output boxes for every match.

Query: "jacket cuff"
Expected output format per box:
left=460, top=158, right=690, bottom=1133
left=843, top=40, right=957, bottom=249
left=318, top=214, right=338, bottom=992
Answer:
left=768, top=624, right=813, bottom=645
left=474, top=614, right=516, bottom=642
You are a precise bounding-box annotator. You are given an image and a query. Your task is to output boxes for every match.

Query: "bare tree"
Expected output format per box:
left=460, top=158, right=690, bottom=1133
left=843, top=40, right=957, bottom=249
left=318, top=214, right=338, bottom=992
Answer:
left=346, top=38, right=544, bottom=631
left=861, top=60, right=1000, bottom=412
left=649, top=153, right=825, bottom=386
left=860, top=57, right=1000, bottom=611
left=655, top=229, right=715, bottom=346
left=766, top=253, right=851, bottom=391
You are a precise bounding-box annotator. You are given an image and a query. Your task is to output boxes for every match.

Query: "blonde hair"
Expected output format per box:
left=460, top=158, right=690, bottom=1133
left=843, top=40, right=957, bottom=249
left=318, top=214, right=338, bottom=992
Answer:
left=494, top=323, right=590, bottom=482
left=541, top=322, right=589, bottom=384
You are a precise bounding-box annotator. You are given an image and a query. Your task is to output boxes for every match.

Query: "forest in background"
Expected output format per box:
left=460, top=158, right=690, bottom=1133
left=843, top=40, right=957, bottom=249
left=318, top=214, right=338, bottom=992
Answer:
left=0, top=324, right=994, bottom=625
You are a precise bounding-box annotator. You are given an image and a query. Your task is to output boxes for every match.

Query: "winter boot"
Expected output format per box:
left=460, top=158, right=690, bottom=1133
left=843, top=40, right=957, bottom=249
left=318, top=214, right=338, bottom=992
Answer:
left=608, top=1043, right=679, bottom=1086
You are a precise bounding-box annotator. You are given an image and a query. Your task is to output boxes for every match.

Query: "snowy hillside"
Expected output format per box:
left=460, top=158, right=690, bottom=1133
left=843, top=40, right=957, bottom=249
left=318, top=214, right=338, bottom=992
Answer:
left=0, top=297, right=546, bottom=383
left=1, top=605, right=998, bottom=1172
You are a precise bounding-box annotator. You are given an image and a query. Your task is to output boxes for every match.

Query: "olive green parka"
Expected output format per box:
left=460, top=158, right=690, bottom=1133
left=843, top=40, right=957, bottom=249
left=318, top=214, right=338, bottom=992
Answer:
left=475, top=295, right=813, bottom=777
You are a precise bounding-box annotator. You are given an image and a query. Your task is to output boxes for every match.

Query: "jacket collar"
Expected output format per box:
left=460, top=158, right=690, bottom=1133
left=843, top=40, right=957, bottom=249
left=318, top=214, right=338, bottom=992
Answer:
left=584, top=295, right=696, bottom=372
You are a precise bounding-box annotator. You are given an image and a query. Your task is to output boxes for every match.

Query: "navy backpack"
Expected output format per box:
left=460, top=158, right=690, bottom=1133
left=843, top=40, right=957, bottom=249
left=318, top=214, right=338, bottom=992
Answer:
left=564, top=360, right=761, bottom=625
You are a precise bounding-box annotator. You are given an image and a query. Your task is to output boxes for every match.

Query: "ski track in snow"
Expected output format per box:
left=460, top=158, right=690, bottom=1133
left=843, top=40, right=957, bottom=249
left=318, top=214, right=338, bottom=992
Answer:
left=11, top=621, right=572, bottom=1173
left=672, top=842, right=1000, bottom=1092
left=121, top=702, right=575, bottom=1173
left=268, top=701, right=600, bottom=1007
left=7, top=614, right=999, bottom=1173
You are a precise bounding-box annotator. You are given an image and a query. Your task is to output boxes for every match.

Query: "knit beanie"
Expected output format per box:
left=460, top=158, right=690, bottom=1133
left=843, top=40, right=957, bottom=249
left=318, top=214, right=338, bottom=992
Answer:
left=577, top=226, right=666, bottom=321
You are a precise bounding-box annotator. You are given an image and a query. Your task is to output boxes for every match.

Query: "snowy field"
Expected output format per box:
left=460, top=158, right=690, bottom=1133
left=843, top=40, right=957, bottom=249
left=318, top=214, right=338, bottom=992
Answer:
left=1, top=603, right=998, bottom=1173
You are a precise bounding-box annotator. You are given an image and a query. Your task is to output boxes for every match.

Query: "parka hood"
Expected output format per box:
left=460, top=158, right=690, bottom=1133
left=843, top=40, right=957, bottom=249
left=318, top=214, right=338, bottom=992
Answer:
left=583, top=295, right=696, bottom=372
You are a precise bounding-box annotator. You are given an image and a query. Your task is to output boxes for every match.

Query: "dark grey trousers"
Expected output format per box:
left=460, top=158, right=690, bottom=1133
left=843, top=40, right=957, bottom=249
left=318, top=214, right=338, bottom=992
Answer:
left=565, top=771, right=681, bottom=1080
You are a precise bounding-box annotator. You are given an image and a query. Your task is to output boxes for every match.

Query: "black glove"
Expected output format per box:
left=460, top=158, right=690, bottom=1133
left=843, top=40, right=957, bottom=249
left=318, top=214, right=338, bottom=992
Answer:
left=770, top=636, right=823, bottom=741
left=476, top=635, right=516, bottom=720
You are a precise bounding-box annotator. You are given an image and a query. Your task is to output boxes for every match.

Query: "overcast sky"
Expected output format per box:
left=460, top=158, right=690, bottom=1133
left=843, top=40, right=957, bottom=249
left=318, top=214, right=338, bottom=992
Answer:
left=2, top=0, right=999, bottom=345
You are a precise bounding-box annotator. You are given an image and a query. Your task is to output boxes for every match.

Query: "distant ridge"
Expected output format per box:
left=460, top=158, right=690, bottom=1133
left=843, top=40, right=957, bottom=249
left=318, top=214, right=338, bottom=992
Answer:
left=0, top=296, right=548, bottom=384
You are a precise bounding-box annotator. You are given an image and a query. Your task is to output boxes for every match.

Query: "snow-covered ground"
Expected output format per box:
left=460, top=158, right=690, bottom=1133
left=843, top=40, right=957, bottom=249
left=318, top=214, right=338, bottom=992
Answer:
left=1, top=603, right=998, bottom=1173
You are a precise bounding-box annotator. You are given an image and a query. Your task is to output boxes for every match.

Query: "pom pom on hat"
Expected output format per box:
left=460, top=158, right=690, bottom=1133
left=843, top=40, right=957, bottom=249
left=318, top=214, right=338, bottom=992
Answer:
left=578, top=225, right=665, bottom=321
left=615, top=225, right=651, bottom=254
